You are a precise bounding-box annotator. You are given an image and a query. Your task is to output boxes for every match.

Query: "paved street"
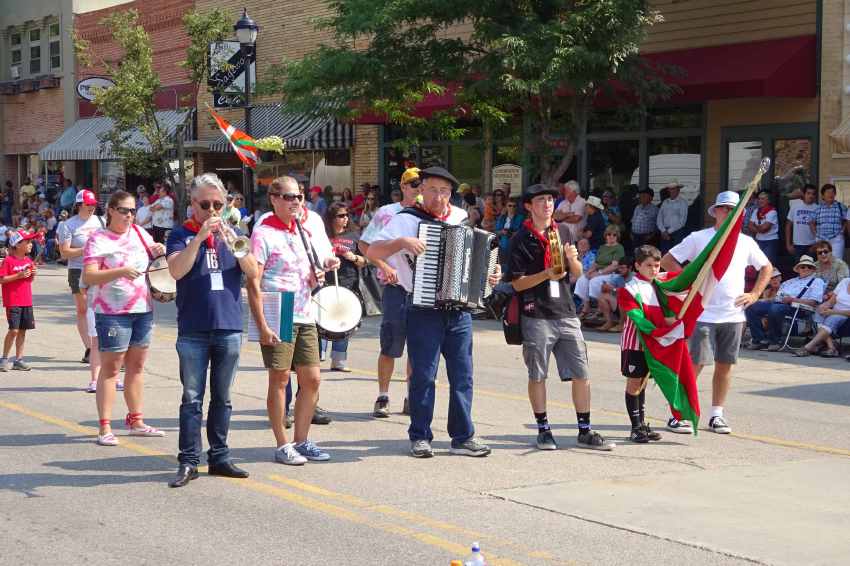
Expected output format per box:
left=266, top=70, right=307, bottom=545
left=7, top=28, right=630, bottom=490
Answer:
left=1, top=265, right=849, bottom=566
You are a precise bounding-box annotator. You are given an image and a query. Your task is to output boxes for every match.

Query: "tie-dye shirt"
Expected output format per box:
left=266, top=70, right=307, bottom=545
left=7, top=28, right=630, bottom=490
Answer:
left=251, top=214, right=333, bottom=324
left=83, top=226, right=154, bottom=314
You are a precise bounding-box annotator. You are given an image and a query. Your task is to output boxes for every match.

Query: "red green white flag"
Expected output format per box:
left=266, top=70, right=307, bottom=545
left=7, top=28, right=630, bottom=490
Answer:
left=208, top=107, right=259, bottom=169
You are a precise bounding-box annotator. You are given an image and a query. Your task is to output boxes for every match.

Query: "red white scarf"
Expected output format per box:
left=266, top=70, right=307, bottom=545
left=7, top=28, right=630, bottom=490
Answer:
left=523, top=218, right=557, bottom=268
left=416, top=203, right=452, bottom=222
left=183, top=217, right=214, bottom=249
left=261, top=210, right=312, bottom=237
left=756, top=204, right=775, bottom=221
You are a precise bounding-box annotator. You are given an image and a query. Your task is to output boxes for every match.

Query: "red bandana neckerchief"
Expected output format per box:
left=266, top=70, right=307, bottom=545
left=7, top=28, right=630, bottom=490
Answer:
left=523, top=218, right=557, bottom=268
left=756, top=204, right=775, bottom=221
left=416, top=203, right=452, bottom=222
left=261, top=209, right=312, bottom=237
left=183, top=217, right=214, bottom=249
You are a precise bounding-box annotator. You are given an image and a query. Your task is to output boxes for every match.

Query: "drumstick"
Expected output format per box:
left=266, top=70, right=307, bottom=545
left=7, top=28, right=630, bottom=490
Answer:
left=311, top=297, right=330, bottom=313
left=333, top=269, right=339, bottom=301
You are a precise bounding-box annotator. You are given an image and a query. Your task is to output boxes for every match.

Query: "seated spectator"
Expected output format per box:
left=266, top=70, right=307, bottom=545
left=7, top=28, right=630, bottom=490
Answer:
left=597, top=257, right=633, bottom=332
left=794, top=277, right=850, bottom=358
left=758, top=268, right=782, bottom=302
left=745, top=255, right=824, bottom=351
left=572, top=238, right=596, bottom=286
left=812, top=240, right=849, bottom=294
left=574, top=226, right=625, bottom=319
left=582, top=196, right=607, bottom=249
left=495, top=197, right=522, bottom=263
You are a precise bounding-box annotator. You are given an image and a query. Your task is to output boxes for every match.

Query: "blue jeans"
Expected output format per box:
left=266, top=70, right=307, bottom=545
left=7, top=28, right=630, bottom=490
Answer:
left=745, top=301, right=793, bottom=345
left=175, top=330, right=242, bottom=467
left=757, top=239, right=779, bottom=267
left=406, top=308, right=475, bottom=443
left=320, top=336, right=350, bottom=364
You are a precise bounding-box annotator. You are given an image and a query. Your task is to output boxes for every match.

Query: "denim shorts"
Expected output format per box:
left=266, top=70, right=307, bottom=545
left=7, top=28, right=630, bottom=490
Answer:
left=95, top=311, right=154, bottom=353
left=379, top=284, right=410, bottom=358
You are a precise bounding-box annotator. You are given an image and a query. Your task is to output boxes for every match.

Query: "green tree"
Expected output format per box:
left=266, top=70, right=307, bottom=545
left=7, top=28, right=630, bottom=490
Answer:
left=271, top=0, right=676, bottom=187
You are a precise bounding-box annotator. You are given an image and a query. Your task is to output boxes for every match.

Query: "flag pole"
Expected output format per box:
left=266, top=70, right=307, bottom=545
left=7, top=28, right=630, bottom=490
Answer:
left=677, top=157, right=771, bottom=318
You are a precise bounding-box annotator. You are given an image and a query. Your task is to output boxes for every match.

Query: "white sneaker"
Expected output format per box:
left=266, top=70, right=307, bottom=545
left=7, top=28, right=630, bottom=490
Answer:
left=666, top=418, right=694, bottom=434
left=709, top=416, right=731, bottom=434
left=86, top=380, right=97, bottom=393
left=275, top=443, right=307, bottom=466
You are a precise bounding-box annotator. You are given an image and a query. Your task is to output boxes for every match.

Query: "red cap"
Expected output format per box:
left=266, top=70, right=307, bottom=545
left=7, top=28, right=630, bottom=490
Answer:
left=310, top=185, right=323, bottom=194
left=75, top=189, right=98, bottom=206
left=9, top=230, right=37, bottom=247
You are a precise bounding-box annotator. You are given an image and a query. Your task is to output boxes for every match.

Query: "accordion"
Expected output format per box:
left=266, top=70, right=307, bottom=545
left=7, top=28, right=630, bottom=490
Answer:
left=412, top=222, right=499, bottom=310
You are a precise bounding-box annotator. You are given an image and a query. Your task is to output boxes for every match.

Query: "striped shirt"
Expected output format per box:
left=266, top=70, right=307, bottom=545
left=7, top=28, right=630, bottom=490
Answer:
left=813, top=202, right=847, bottom=240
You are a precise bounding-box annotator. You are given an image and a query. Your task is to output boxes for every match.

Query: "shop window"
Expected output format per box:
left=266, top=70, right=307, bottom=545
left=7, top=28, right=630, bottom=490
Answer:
left=647, top=136, right=702, bottom=204
left=99, top=161, right=126, bottom=194
left=588, top=139, right=639, bottom=195
left=773, top=138, right=812, bottom=196
left=419, top=146, right=446, bottom=168
left=383, top=146, right=415, bottom=194
left=587, top=109, right=641, bottom=133
left=449, top=144, right=483, bottom=188
left=727, top=141, right=763, bottom=192
left=648, top=105, right=703, bottom=130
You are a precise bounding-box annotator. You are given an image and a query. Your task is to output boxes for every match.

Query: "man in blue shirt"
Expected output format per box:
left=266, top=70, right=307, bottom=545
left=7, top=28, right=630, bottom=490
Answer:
left=165, top=173, right=258, bottom=488
left=59, top=179, right=76, bottom=213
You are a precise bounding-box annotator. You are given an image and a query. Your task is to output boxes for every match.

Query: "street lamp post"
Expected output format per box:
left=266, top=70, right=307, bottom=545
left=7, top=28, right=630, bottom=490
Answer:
left=234, top=8, right=259, bottom=213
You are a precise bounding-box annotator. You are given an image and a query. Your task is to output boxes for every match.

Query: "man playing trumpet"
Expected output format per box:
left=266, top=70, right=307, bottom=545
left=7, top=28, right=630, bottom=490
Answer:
left=166, top=173, right=258, bottom=488
left=506, top=184, right=614, bottom=451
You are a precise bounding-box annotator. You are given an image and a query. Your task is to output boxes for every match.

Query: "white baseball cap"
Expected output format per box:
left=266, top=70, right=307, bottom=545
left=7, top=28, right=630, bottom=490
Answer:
left=708, top=191, right=740, bottom=218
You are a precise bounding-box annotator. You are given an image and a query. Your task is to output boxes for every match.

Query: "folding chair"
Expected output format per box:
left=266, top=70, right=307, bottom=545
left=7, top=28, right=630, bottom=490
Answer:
left=779, top=302, right=816, bottom=351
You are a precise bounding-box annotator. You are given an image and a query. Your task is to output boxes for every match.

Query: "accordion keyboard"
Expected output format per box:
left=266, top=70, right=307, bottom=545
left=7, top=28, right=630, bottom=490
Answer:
left=412, top=223, right=443, bottom=308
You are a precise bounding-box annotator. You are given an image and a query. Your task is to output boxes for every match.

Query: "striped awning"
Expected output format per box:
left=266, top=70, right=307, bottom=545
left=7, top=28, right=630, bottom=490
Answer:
left=208, top=103, right=354, bottom=152
left=830, top=115, right=850, bottom=155
left=38, top=109, right=193, bottom=161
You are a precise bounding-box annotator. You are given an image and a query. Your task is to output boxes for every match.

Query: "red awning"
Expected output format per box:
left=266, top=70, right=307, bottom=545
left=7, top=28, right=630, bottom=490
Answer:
left=354, top=86, right=460, bottom=124
left=641, top=35, right=817, bottom=101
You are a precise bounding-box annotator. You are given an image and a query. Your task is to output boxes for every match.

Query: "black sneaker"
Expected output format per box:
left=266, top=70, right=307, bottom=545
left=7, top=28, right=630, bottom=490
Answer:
left=402, top=397, right=410, bottom=415
left=576, top=429, right=615, bottom=451
left=535, top=430, right=557, bottom=450
left=372, top=396, right=390, bottom=418
left=629, top=427, right=650, bottom=443
left=642, top=423, right=662, bottom=441
left=311, top=406, right=332, bottom=425
left=81, top=348, right=90, bottom=364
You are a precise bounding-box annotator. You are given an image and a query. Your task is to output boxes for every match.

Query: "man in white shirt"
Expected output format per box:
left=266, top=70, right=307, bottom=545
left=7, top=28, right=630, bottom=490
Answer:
left=785, top=184, right=818, bottom=258
left=367, top=166, right=494, bottom=459
left=661, top=191, right=773, bottom=435
left=745, top=254, right=823, bottom=351
left=553, top=180, right=586, bottom=243
left=656, top=181, right=689, bottom=253
left=749, top=190, right=780, bottom=265
left=358, top=167, right=420, bottom=418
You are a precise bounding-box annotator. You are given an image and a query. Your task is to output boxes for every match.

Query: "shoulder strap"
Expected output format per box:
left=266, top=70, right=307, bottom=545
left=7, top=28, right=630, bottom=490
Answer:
left=794, top=277, right=815, bottom=299
left=131, top=224, right=154, bottom=260
left=294, top=218, right=321, bottom=271
left=97, top=215, right=105, bottom=228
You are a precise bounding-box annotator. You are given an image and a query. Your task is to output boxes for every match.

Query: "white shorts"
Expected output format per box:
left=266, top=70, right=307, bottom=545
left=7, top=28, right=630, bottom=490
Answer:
left=86, top=308, right=97, bottom=338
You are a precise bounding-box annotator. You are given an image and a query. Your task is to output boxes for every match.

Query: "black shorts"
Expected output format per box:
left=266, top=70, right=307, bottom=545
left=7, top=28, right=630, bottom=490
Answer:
left=621, top=349, right=648, bottom=379
left=68, top=268, right=82, bottom=294
left=7, top=306, right=35, bottom=330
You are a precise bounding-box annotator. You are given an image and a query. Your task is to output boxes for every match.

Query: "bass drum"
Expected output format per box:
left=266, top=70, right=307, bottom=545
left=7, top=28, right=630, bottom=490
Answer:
left=147, top=255, right=176, bottom=303
left=314, top=285, right=362, bottom=340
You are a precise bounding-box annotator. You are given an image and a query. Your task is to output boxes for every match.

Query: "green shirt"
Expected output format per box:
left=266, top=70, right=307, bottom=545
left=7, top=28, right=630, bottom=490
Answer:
left=595, top=243, right=625, bottom=268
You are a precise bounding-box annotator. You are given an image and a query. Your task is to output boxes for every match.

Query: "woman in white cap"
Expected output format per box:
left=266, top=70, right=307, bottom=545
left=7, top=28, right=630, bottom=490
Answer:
left=57, top=189, right=105, bottom=368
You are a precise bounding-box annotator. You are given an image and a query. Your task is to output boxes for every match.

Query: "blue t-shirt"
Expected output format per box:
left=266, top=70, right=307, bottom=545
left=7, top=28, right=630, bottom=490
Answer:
left=166, top=226, right=243, bottom=335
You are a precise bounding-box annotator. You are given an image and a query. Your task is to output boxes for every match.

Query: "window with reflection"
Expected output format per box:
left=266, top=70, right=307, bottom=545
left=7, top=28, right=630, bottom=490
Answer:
left=588, top=139, right=639, bottom=195
left=648, top=137, right=702, bottom=204
left=727, top=141, right=763, bottom=191
left=648, top=106, right=703, bottom=130
left=773, top=138, right=812, bottom=196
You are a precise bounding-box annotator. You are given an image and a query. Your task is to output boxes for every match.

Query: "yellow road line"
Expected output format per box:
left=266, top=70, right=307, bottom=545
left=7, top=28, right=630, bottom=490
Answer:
left=269, top=475, right=567, bottom=566
left=0, top=398, right=540, bottom=565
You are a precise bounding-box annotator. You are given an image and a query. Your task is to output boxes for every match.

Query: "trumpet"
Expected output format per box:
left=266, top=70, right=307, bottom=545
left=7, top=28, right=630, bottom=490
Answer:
left=215, top=216, right=250, bottom=259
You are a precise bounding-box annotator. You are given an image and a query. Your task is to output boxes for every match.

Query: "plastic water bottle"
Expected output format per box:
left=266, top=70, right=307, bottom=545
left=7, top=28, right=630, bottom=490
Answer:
left=464, top=542, right=487, bottom=565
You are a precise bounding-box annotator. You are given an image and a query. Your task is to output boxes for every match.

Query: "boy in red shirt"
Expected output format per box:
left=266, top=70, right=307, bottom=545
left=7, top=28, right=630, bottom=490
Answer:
left=0, top=230, right=37, bottom=370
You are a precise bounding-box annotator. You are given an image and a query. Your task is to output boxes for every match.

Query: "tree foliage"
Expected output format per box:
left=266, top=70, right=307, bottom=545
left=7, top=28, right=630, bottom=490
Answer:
left=271, top=0, right=677, bottom=186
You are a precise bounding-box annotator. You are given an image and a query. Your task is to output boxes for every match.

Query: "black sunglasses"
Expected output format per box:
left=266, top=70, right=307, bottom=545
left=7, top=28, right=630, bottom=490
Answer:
left=335, top=213, right=349, bottom=219
left=408, top=180, right=421, bottom=188
left=280, top=193, right=304, bottom=202
left=817, top=250, right=830, bottom=256
left=113, top=206, right=136, bottom=216
left=198, top=200, right=224, bottom=211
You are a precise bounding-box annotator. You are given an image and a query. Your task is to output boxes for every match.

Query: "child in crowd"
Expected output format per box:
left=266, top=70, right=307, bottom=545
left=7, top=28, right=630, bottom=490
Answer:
left=0, top=231, right=38, bottom=371
left=616, top=246, right=668, bottom=444
left=597, top=257, right=634, bottom=332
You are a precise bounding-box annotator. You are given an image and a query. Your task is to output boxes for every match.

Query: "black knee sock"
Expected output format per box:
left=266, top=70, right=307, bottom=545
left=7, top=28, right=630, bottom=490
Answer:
left=625, top=392, right=641, bottom=429
left=534, top=411, right=550, bottom=433
left=576, top=412, right=590, bottom=433
left=638, top=389, right=646, bottom=425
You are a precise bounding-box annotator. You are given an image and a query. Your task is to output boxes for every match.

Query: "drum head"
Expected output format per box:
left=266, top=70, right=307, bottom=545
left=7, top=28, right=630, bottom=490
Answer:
left=314, top=286, right=361, bottom=334
left=147, top=256, right=177, bottom=295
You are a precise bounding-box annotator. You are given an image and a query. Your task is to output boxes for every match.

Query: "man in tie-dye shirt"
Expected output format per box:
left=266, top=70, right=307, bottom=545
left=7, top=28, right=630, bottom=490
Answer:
left=247, top=176, right=339, bottom=466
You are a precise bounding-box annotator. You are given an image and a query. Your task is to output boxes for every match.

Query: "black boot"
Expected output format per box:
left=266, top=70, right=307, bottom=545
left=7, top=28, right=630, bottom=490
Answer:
left=168, top=464, right=198, bottom=488
left=208, top=461, right=249, bottom=478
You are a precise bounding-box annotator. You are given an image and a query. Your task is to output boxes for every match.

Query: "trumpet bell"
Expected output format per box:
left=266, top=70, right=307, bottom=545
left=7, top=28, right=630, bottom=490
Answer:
left=231, top=236, right=250, bottom=259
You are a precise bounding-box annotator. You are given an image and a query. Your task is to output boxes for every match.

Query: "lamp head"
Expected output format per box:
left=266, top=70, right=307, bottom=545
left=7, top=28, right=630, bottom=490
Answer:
left=234, top=8, right=258, bottom=45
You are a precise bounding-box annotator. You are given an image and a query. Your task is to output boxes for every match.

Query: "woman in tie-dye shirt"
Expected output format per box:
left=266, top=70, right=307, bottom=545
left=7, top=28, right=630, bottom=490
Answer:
left=83, top=190, right=166, bottom=447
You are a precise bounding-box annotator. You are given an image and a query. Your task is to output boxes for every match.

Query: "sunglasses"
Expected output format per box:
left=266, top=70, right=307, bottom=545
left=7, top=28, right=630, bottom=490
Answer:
left=408, top=180, right=421, bottom=188
left=197, top=200, right=224, bottom=211
left=269, top=192, right=303, bottom=202
left=113, top=206, right=136, bottom=216
left=817, top=250, right=830, bottom=256
left=335, top=213, right=349, bottom=219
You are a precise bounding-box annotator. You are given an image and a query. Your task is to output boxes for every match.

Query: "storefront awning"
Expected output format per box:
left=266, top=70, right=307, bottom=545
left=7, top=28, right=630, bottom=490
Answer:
left=642, top=35, right=817, bottom=101
left=830, top=115, right=850, bottom=155
left=38, top=109, right=193, bottom=161
left=209, top=104, right=355, bottom=152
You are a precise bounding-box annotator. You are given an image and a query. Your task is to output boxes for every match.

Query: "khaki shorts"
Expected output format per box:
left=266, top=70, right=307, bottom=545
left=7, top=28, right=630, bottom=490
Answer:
left=261, top=323, right=320, bottom=370
left=521, top=316, right=589, bottom=382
